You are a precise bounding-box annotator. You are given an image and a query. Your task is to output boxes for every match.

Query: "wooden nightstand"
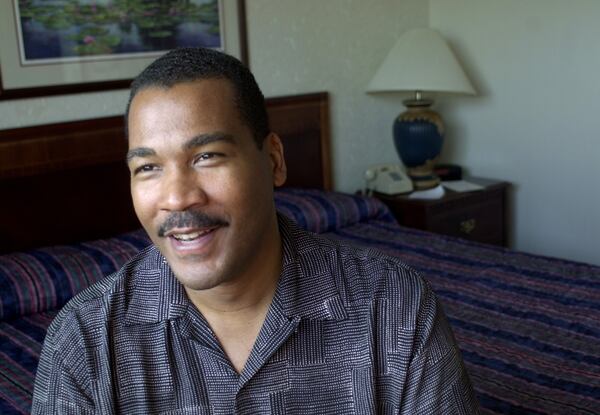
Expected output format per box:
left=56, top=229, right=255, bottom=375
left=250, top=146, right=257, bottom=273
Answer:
left=375, top=178, right=509, bottom=246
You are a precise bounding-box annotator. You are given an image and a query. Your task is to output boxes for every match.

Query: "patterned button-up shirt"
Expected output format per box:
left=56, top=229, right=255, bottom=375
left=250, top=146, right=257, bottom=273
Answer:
left=32, top=215, right=478, bottom=414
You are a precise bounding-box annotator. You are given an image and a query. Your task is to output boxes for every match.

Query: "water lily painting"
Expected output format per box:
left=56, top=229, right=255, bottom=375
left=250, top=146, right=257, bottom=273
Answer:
left=0, top=0, right=245, bottom=99
left=17, top=0, right=221, bottom=63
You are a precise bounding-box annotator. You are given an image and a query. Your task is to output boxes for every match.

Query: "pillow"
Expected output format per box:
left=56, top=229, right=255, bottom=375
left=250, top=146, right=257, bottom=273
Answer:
left=275, top=188, right=396, bottom=233
left=0, top=230, right=150, bottom=320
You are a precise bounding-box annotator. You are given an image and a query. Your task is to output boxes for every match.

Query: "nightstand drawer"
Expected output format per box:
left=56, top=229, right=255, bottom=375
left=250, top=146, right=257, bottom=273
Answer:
left=427, top=198, right=504, bottom=245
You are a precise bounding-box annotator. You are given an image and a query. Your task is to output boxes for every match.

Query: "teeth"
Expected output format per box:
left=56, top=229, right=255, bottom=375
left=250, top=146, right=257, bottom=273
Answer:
left=172, top=230, right=210, bottom=241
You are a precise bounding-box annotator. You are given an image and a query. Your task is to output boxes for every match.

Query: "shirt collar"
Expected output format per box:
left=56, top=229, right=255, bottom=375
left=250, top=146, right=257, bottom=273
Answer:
left=271, top=213, right=347, bottom=321
left=125, top=213, right=347, bottom=325
left=124, top=246, right=189, bottom=325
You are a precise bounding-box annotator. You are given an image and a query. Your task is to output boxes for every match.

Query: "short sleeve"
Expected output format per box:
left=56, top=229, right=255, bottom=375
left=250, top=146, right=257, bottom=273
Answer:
left=399, top=287, right=480, bottom=414
left=31, top=331, right=95, bottom=414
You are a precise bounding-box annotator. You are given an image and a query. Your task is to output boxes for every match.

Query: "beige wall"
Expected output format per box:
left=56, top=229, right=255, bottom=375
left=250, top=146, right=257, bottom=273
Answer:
left=0, top=90, right=130, bottom=129
left=430, top=0, right=600, bottom=265
left=246, top=0, right=428, bottom=192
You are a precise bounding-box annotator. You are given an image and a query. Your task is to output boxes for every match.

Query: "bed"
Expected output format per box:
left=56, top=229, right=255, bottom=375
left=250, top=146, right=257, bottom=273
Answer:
left=1, top=92, right=599, bottom=414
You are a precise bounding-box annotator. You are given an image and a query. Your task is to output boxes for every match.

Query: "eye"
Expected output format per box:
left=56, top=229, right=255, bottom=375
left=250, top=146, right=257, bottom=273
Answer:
left=194, top=152, right=224, bottom=164
left=133, top=164, right=159, bottom=175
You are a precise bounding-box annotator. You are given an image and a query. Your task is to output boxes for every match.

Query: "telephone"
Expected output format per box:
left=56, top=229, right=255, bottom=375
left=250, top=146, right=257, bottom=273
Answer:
left=364, top=164, right=413, bottom=195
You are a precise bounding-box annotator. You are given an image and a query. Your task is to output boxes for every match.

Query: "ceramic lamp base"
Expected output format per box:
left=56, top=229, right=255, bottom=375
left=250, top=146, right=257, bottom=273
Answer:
left=393, top=99, right=444, bottom=190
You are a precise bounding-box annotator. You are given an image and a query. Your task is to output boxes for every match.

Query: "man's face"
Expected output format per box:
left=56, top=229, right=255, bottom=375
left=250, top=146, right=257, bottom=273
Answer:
left=127, top=79, right=286, bottom=291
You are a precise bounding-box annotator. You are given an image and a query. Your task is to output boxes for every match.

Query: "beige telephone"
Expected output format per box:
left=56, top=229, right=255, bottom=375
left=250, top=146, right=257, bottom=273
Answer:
left=365, top=164, right=413, bottom=195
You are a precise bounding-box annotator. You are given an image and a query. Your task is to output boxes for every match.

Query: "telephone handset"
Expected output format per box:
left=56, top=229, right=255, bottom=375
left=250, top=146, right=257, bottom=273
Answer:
left=364, top=164, right=413, bottom=195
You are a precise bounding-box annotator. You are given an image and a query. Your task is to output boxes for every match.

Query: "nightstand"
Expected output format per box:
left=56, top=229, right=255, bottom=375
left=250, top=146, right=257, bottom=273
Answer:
left=375, top=178, right=509, bottom=246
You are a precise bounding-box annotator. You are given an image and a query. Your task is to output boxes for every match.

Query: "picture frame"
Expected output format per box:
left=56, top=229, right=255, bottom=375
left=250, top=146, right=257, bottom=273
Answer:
left=0, top=0, right=248, bottom=100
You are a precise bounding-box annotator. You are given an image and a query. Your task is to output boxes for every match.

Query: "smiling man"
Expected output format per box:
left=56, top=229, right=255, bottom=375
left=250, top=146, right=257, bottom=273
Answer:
left=126, top=73, right=286, bottom=373
left=32, top=48, right=478, bottom=414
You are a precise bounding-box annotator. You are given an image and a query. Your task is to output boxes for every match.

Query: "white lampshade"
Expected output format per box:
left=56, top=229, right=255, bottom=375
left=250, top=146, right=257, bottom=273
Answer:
left=367, top=28, right=476, bottom=95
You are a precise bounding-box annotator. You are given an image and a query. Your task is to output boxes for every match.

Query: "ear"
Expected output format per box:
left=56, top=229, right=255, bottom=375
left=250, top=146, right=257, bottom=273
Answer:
left=265, top=133, right=287, bottom=187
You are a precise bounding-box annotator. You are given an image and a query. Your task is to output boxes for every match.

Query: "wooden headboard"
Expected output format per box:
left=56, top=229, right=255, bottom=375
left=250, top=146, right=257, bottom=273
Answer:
left=0, top=92, right=330, bottom=253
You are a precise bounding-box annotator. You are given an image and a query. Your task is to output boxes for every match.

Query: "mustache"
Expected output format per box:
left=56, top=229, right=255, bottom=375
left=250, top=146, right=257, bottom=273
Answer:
left=158, top=210, right=228, bottom=237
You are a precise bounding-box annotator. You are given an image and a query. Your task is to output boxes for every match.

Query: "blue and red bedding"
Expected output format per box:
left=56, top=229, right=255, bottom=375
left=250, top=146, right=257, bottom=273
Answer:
left=1, top=189, right=599, bottom=414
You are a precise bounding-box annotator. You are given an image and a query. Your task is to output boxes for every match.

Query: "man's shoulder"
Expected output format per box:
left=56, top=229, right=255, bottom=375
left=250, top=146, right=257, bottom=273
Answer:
left=44, top=245, right=162, bottom=347
left=293, top=225, right=431, bottom=306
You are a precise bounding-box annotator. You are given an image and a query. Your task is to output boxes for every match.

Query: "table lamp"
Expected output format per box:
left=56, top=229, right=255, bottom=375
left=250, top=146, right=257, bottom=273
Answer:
left=367, top=28, right=476, bottom=189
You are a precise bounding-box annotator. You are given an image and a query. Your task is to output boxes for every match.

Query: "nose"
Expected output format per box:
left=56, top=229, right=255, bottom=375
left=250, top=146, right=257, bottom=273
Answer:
left=159, top=167, right=208, bottom=212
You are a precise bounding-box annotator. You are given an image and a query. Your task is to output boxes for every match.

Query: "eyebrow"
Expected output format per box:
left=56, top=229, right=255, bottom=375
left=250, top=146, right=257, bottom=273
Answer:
left=126, top=147, right=155, bottom=163
left=126, top=132, right=236, bottom=163
left=184, top=132, right=236, bottom=150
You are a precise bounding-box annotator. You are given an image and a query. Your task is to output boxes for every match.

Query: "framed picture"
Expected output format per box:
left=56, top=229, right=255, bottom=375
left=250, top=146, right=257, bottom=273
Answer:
left=0, top=0, right=248, bottom=100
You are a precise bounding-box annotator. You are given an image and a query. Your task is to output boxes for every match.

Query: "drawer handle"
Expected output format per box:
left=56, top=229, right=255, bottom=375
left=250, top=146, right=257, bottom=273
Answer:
left=460, top=219, right=477, bottom=234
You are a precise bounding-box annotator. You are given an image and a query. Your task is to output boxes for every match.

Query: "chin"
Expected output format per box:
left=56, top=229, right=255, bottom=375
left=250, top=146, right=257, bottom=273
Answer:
left=170, top=261, right=233, bottom=292
left=176, top=275, right=223, bottom=292
left=182, top=280, right=222, bottom=292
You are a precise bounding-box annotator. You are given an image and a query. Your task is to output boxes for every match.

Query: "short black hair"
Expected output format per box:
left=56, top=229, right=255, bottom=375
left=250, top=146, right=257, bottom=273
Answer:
left=125, top=47, right=269, bottom=148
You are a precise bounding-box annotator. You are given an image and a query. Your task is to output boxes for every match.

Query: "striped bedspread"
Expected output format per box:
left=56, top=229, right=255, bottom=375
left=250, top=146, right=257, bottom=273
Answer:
left=326, top=220, right=600, bottom=415
left=1, top=189, right=599, bottom=414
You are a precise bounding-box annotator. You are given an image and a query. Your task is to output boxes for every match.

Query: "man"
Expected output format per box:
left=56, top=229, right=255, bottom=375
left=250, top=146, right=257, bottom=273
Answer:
left=32, top=47, right=478, bottom=414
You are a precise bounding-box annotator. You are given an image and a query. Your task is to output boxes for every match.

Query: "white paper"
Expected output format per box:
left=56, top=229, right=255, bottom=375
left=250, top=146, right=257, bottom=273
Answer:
left=408, top=185, right=445, bottom=200
left=442, top=180, right=485, bottom=192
